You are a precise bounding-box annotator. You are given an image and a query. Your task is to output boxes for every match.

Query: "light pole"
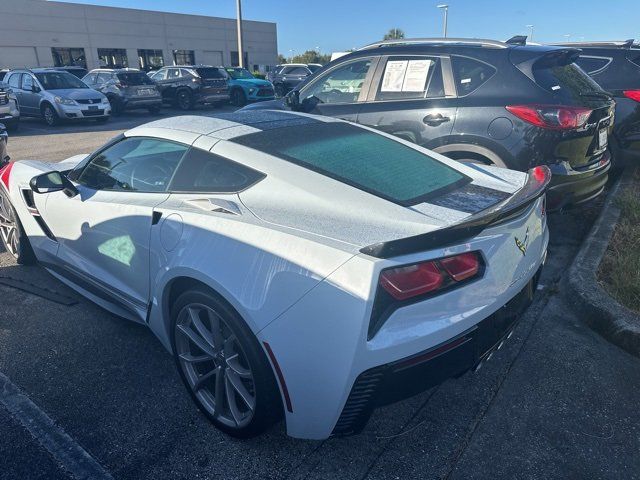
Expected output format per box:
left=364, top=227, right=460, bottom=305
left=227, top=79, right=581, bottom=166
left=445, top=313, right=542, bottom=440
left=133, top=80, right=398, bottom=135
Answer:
left=437, top=4, right=449, bottom=38
left=526, top=24, right=534, bottom=42
left=236, top=0, right=245, bottom=68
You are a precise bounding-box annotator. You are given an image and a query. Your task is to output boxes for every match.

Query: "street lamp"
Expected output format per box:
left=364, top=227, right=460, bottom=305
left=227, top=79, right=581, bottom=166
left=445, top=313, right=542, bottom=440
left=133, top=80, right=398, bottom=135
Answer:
left=526, top=24, right=534, bottom=42
left=236, top=0, right=245, bottom=68
left=437, top=4, right=449, bottom=38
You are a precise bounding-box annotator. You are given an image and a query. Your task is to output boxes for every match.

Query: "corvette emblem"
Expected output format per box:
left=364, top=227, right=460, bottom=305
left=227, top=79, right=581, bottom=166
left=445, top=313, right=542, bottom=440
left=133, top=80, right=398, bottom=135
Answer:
left=515, top=227, right=530, bottom=256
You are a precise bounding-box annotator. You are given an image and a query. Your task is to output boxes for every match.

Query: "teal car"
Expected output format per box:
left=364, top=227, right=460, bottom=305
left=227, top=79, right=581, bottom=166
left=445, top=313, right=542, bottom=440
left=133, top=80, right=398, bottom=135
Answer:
left=225, top=68, right=275, bottom=106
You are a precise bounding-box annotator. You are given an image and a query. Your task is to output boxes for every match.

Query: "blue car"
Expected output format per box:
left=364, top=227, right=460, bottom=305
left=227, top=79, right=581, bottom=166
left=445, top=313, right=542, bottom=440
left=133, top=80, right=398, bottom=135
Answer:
left=225, top=67, right=275, bottom=106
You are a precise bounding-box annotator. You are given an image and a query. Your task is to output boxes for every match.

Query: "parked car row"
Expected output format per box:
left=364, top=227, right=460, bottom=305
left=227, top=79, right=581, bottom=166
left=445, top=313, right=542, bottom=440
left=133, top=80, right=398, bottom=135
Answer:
left=247, top=37, right=640, bottom=210
left=0, top=64, right=279, bottom=126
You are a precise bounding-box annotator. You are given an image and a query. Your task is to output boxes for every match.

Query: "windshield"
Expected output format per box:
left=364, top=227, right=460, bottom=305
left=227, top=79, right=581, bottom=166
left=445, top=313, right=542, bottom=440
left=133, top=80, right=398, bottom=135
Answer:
left=232, top=122, right=469, bottom=206
left=117, top=72, right=154, bottom=86
left=35, top=72, right=88, bottom=90
left=225, top=68, right=254, bottom=79
left=195, top=68, right=227, bottom=79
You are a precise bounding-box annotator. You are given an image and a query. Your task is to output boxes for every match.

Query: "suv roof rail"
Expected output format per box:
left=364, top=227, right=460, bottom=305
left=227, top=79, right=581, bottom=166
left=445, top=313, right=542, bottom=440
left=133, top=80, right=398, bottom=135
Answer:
left=358, top=37, right=509, bottom=50
left=553, top=39, right=637, bottom=49
left=505, top=35, right=528, bottom=46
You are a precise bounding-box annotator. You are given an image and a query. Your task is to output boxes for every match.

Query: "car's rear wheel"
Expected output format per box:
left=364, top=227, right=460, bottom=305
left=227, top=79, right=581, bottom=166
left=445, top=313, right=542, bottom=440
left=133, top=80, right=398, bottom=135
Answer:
left=171, top=288, right=282, bottom=438
left=231, top=89, right=246, bottom=107
left=41, top=104, right=59, bottom=127
left=176, top=90, right=193, bottom=110
left=0, top=188, right=35, bottom=264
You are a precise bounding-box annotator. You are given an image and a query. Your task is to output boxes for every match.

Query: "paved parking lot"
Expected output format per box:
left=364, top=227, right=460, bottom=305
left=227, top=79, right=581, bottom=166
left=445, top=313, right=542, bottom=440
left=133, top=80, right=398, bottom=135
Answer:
left=1, top=114, right=640, bottom=480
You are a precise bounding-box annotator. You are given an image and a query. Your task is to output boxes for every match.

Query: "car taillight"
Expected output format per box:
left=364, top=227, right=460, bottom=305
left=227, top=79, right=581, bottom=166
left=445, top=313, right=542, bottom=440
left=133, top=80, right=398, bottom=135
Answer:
left=506, top=105, right=593, bottom=130
left=623, top=90, right=640, bottom=102
left=379, top=252, right=481, bottom=301
left=0, top=162, right=14, bottom=191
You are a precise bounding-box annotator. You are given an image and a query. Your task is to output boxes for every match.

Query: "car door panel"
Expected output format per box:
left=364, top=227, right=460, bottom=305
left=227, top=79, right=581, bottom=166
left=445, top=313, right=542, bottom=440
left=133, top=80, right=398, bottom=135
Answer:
left=356, top=55, right=457, bottom=147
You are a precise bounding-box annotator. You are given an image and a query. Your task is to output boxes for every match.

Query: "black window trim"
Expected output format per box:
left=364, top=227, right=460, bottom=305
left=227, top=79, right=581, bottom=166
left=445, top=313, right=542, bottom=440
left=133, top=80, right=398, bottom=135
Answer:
left=366, top=54, right=452, bottom=103
left=450, top=54, right=498, bottom=98
left=167, top=146, right=267, bottom=195
left=576, top=54, right=613, bottom=76
left=68, top=135, right=189, bottom=194
left=299, top=56, right=380, bottom=106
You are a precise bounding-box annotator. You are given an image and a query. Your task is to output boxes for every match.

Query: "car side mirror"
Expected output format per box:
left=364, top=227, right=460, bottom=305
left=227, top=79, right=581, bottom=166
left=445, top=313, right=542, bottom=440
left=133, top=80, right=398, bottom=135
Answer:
left=30, top=171, right=78, bottom=197
left=31, top=85, right=40, bottom=93
left=285, top=90, right=300, bottom=110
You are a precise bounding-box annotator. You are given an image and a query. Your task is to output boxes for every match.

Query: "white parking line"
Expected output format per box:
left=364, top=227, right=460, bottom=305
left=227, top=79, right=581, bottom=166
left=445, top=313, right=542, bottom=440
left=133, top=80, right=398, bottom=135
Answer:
left=0, top=371, right=113, bottom=480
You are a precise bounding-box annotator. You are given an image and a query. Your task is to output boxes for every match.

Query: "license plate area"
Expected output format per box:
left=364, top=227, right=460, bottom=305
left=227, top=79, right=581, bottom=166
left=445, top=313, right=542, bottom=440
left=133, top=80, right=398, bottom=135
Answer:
left=598, top=128, right=608, bottom=149
left=88, top=105, right=98, bottom=111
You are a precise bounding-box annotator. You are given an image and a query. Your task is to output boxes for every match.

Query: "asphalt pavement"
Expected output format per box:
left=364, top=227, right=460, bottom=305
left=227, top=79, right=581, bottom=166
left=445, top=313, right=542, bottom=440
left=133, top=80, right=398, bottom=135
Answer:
left=1, top=113, right=639, bottom=480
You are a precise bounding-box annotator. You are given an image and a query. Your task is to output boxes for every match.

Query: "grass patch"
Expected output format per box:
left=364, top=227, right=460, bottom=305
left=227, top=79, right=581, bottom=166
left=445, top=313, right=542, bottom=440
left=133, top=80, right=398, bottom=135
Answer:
left=598, top=169, right=640, bottom=313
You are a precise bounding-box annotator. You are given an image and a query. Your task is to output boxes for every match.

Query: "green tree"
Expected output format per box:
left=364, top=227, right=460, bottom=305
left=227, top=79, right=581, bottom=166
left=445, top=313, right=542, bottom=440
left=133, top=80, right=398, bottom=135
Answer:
left=289, top=50, right=332, bottom=65
left=277, top=53, right=287, bottom=64
left=383, top=28, right=405, bottom=40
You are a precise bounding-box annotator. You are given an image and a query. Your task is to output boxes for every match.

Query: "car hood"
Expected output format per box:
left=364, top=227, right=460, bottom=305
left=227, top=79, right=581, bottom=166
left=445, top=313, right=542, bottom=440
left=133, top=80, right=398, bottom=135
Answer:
left=241, top=98, right=286, bottom=111
left=47, top=88, right=104, bottom=100
left=232, top=78, right=272, bottom=88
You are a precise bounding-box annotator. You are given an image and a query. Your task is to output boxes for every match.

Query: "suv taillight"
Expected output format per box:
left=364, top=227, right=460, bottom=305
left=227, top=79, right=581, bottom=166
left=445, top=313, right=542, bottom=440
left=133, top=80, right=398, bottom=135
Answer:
left=623, top=90, right=640, bottom=102
left=506, top=105, right=593, bottom=130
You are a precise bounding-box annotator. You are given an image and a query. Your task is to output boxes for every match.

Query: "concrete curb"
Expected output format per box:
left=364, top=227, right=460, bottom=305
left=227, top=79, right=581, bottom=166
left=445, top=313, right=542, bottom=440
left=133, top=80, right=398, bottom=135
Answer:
left=564, top=167, right=640, bottom=357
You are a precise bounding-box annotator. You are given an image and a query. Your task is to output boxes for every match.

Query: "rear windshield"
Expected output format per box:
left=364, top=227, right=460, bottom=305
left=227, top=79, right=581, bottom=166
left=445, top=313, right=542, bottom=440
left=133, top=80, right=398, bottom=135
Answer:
left=117, top=72, right=154, bottom=85
left=533, top=62, right=603, bottom=101
left=35, top=72, right=88, bottom=90
left=232, top=122, right=469, bottom=205
left=195, top=68, right=227, bottom=79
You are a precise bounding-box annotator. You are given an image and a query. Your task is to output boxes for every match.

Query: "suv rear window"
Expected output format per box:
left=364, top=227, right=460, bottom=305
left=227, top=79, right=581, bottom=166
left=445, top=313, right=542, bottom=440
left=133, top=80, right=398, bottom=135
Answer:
left=533, top=62, right=603, bottom=100
left=195, top=68, right=227, bottom=79
left=232, top=122, right=469, bottom=206
left=117, top=72, right=154, bottom=85
left=451, top=56, right=496, bottom=95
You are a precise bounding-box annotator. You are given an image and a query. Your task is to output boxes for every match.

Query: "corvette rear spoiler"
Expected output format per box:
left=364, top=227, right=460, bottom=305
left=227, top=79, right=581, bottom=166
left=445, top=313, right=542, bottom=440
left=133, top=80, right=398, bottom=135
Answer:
left=360, top=166, right=551, bottom=259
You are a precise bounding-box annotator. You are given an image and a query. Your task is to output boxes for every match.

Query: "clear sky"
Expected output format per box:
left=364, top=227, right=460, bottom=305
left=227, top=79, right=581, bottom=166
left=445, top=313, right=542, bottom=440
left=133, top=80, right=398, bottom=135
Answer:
left=59, top=0, right=640, bottom=55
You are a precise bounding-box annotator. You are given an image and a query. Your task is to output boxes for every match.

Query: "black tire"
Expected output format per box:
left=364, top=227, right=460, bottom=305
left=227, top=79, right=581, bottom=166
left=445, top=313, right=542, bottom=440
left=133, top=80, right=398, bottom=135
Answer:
left=108, top=95, right=124, bottom=116
left=41, top=104, right=59, bottom=127
left=0, top=187, right=36, bottom=265
left=274, top=84, right=286, bottom=98
left=176, top=89, right=194, bottom=111
left=170, top=287, right=282, bottom=438
left=148, top=105, right=161, bottom=115
left=230, top=89, right=247, bottom=107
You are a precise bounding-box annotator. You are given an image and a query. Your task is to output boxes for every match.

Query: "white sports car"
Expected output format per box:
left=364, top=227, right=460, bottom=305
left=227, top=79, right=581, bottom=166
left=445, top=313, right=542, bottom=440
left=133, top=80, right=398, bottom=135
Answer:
left=0, top=111, right=549, bottom=440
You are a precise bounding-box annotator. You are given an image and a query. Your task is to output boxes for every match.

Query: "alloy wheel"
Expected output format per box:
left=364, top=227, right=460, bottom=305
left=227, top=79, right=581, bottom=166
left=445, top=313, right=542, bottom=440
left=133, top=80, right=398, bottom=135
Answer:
left=177, top=91, right=191, bottom=110
left=0, top=193, right=18, bottom=257
left=43, top=107, right=56, bottom=126
left=175, top=303, right=256, bottom=428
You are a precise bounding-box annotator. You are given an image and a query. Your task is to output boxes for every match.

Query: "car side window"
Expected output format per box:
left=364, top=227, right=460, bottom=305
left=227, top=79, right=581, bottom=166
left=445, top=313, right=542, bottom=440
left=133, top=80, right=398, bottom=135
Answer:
left=83, top=73, right=97, bottom=85
left=169, top=148, right=265, bottom=193
left=575, top=56, right=611, bottom=75
left=180, top=69, right=194, bottom=78
left=76, top=137, right=189, bottom=192
left=151, top=69, right=167, bottom=81
left=97, top=73, right=112, bottom=84
left=168, top=68, right=181, bottom=80
left=375, top=56, right=444, bottom=101
left=22, top=74, right=34, bottom=91
left=8, top=73, right=21, bottom=90
left=301, top=59, right=373, bottom=105
left=451, top=56, right=496, bottom=96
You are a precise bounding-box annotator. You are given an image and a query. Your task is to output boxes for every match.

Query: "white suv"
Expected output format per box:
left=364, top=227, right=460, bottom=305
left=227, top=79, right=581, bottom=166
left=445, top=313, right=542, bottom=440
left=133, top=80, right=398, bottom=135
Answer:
left=0, top=81, right=20, bottom=130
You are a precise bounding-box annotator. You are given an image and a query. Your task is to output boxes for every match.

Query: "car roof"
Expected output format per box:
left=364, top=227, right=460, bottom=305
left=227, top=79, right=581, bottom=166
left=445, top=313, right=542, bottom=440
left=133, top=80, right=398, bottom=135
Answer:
left=89, top=68, right=143, bottom=73
left=10, top=67, right=71, bottom=73
left=126, top=110, right=340, bottom=140
left=158, top=65, right=220, bottom=69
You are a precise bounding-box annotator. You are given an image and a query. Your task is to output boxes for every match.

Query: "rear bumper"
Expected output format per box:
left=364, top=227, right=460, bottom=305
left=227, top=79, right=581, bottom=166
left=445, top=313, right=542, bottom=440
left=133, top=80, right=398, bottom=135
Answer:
left=123, top=97, right=162, bottom=110
left=332, top=266, right=543, bottom=437
left=546, top=157, right=610, bottom=210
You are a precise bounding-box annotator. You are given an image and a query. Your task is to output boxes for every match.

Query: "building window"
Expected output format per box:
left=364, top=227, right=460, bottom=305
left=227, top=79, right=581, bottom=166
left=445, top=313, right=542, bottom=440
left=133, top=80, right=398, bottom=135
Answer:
left=138, top=49, right=164, bottom=72
left=230, top=51, right=249, bottom=68
left=51, top=47, right=87, bottom=68
left=173, top=50, right=195, bottom=66
left=98, top=49, right=128, bottom=68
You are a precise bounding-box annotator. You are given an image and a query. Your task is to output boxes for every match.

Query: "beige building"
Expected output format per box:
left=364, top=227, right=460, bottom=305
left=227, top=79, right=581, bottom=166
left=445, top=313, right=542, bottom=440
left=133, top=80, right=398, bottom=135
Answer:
left=0, top=0, right=278, bottom=72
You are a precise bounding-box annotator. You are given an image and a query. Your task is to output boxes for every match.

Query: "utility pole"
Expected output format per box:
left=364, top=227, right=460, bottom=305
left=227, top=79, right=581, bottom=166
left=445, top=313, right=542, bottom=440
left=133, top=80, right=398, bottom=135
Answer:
left=527, top=24, right=534, bottom=42
left=437, top=5, right=449, bottom=38
left=236, top=0, right=245, bottom=68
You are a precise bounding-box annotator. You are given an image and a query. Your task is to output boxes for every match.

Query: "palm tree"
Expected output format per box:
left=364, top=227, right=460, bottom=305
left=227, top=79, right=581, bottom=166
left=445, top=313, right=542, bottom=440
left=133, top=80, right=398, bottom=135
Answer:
left=384, top=28, right=405, bottom=40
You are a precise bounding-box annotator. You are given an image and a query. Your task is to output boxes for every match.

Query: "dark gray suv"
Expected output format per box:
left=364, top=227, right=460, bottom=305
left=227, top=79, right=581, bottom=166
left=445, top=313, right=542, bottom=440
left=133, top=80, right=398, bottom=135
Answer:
left=83, top=68, right=162, bottom=114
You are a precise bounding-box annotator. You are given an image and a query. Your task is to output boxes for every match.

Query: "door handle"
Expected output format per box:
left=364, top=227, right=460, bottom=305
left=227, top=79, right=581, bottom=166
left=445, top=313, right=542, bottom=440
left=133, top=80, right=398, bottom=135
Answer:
left=423, top=113, right=450, bottom=126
